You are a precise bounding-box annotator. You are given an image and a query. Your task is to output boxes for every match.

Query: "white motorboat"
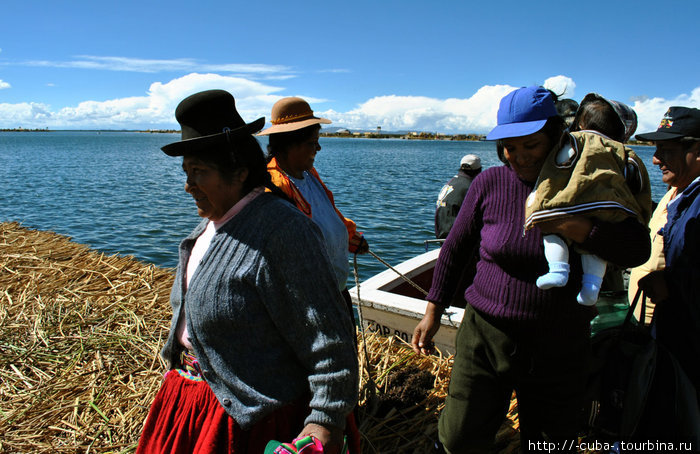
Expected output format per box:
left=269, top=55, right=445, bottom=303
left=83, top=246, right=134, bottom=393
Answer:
left=350, top=248, right=464, bottom=355
left=351, top=244, right=632, bottom=356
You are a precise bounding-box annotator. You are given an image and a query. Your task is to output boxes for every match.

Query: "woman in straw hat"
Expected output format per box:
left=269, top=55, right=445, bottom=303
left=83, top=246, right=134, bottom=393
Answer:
left=412, top=86, right=650, bottom=452
left=258, top=97, right=368, bottom=317
left=136, top=90, right=359, bottom=454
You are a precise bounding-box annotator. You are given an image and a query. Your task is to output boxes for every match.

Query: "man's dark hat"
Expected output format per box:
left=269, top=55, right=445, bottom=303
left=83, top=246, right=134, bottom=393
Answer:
left=555, top=98, right=579, bottom=119
left=555, top=98, right=579, bottom=127
left=161, top=89, right=265, bottom=156
left=635, top=106, right=700, bottom=142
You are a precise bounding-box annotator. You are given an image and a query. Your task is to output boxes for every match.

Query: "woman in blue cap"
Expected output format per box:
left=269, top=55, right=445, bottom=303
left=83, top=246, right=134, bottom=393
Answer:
left=412, top=86, right=650, bottom=452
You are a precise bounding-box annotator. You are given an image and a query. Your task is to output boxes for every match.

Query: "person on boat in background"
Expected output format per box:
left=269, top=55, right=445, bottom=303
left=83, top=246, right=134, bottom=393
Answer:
left=258, top=97, right=369, bottom=317
left=524, top=93, right=651, bottom=306
left=136, top=90, right=359, bottom=454
left=411, top=86, right=650, bottom=453
left=637, top=106, right=700, bottom=396
left=435, top=154, right=482, bottom=239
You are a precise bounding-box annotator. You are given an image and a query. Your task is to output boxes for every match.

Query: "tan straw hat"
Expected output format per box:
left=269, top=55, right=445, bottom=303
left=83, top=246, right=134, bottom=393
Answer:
left=257, top=97, right=331, bottom=135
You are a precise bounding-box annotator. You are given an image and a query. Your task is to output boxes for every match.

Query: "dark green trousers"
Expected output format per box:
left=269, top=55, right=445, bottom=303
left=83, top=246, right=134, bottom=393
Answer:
left=439, top=305, right=591, bottom=454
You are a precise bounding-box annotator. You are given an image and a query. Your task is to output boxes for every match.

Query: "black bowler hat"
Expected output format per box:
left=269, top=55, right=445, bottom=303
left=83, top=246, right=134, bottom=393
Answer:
left=161, top=89, right=265, bottom=156
left=635, top=106, right=700, bottom=141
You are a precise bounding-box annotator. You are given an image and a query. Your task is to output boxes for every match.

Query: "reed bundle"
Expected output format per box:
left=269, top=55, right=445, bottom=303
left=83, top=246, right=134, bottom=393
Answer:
left=355, top=331, right=519, bottom=454
left=1, top=222, right=173, bottom=453
left=0, top=221, right=519, bottom=453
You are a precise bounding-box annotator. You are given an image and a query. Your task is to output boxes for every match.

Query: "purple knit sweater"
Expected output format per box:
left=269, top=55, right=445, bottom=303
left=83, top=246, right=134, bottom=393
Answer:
left=427, top=165, right=650, bottom=330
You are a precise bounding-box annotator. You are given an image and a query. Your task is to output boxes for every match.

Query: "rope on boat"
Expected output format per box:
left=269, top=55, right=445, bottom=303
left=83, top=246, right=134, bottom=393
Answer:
left=353, top=253, right=372, bottom=365
left=353, top=248, right=432, bottom=422
left=353, top=252, right=379, bottom=420
left=366, top=250, right=429, bottom=296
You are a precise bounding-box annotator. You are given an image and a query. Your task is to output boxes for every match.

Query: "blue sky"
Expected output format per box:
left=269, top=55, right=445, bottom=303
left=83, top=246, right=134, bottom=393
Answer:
left=1, top=0, right=699, bottom=134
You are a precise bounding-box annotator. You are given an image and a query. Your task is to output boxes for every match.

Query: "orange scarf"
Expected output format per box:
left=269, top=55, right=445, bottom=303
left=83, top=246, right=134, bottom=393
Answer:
left=266, top=157, right=364, bottom=253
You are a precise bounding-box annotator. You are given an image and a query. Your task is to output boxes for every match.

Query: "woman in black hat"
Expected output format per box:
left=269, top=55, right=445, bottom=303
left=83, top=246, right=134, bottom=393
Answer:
left=136, top=90, right=359, bottom=454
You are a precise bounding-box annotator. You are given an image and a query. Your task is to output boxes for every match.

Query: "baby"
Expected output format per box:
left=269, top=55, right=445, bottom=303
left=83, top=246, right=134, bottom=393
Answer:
left=525, top=93, right=652, bottom=305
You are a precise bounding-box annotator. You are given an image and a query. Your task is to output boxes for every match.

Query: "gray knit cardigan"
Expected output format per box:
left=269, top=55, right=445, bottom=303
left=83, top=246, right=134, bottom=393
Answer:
left=161, top=193, right=359, bottom=430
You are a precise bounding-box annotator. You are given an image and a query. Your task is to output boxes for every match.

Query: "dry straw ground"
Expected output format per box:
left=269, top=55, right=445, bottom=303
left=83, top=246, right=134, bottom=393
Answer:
left=0, top=222, right=519, bottom=453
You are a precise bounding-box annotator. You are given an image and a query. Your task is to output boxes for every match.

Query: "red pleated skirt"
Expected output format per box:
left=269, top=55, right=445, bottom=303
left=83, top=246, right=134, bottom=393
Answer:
left=136, top=369, right=361, bottom=454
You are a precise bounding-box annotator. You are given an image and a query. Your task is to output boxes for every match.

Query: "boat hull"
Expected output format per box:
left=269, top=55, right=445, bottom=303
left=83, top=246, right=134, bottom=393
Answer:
left=351, top=249, right=464, bottom=355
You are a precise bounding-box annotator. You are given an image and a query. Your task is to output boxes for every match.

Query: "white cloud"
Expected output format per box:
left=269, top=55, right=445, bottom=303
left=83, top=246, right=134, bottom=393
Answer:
left=146, top=72, right=286, bottom=122
left=259, top=74, right=297, bottom=81
left=631, top=87, right=700, bottom=136
left=0, top=79, right=10, bottom=89
left=0, top=102, right=53, bottom=125
left=320, top=84, right=515, bottom=133
left=1, top=72, right=699, bottom=134
left=0, top=73, right=285, bottom=129
left=544, top=75, right=576, bottom=99
left=324, top=80, right=700, bottom=135
left=22, top=55, right=292, bottom=75
left=318, top=69, right=351, bottom=74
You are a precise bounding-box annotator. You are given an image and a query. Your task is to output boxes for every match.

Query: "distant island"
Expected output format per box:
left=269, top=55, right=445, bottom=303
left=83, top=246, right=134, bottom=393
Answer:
left=0, top=127, right=483, bottom=139
left=321, top=129, right=486, bottom=141
left=0, top=127, right=655, bottom=146
left=627, top=140, right=655, bottom=146
left=1, top=127, right=52, bottom=132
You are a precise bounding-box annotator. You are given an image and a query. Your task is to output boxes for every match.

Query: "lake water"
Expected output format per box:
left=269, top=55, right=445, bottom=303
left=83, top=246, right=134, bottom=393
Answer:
left=0, top=131, right=664, bottom=285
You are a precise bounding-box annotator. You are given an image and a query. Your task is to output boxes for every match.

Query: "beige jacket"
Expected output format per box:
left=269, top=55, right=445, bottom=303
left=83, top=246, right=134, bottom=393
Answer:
left=524, top=131, right=652, bottom=232
left=628, top=187, right=677, bottom=323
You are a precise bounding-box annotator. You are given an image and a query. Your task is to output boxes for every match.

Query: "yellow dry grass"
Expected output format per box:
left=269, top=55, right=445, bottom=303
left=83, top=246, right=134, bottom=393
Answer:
left=0, top=221, right=519, bottom=453
left=1, top=221, right=173, bottom=453
left=355, top=332, right=519, bottom=454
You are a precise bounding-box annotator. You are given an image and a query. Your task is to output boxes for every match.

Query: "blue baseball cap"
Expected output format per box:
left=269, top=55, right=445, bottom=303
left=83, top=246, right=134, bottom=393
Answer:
left=486, top=86, right=558, bottom=140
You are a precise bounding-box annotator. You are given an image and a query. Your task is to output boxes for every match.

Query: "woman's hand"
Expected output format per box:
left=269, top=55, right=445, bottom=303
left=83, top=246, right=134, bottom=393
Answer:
left=538, top=215, right=593, bottom=244
left=297, top=423, right=343, bottom=454
left=412, top=302, right=445, bottom=355
left=357, top=236, right=370, bottom=254
left=638, top=270, right=669, bottom=303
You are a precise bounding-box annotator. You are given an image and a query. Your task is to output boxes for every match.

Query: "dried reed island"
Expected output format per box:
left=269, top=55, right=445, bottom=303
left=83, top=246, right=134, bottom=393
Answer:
left=321, top=129, right=486, bottom=141
left=0, top=221, right=519, bottom=453
left=320, top=130, right=656, bottom=145
left=0, top=127, right=52, bottom=132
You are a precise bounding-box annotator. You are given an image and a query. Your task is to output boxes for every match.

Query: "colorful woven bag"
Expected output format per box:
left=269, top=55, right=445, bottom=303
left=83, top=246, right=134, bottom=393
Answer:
left=264, top=435, right=349, bottom=454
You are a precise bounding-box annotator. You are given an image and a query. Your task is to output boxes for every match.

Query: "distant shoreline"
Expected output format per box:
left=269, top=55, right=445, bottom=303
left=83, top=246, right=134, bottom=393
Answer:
left=0, top=128, right=485, bottom=140
left=320, top=131, right=486, bottom=141
left=0, top=128, right=179, bottom=133
left=0, top=128, right=655, bottom=146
